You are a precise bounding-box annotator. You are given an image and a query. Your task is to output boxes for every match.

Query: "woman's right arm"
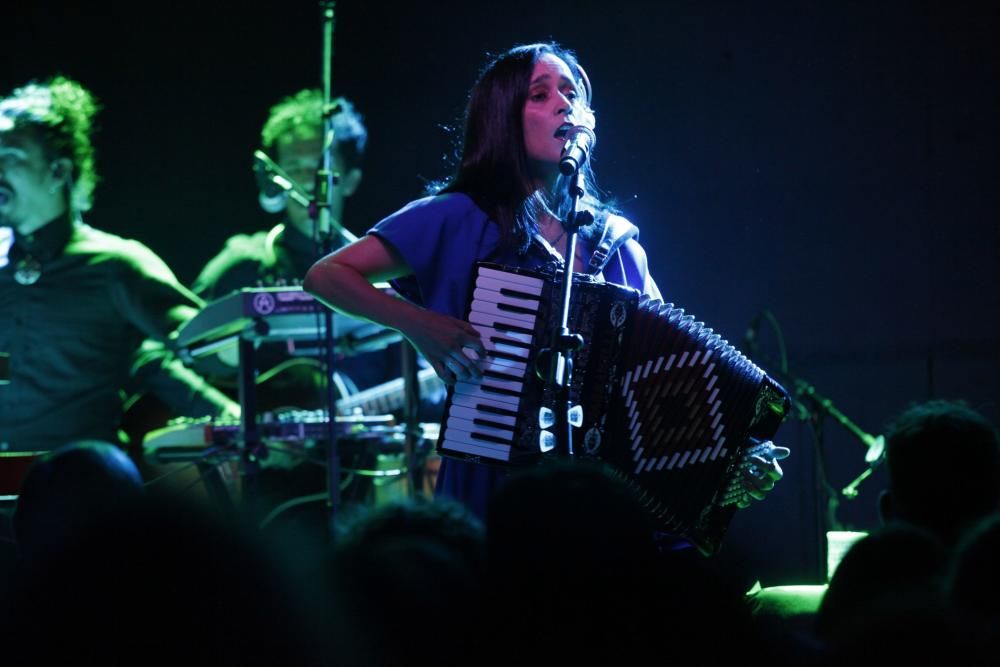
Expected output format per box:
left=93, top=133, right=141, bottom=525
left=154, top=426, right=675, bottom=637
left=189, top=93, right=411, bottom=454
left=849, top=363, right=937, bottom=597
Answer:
left=303, top=235, right=484, bottom=383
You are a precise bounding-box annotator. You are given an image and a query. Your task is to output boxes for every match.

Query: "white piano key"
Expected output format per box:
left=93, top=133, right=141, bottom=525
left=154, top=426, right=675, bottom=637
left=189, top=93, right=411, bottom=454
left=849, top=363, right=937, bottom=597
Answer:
left=468, top=309, right=536, bottom=335
left=480, top=336, right=531, bottom=359
left=482, top=355, right=528, bottom=375
left=454, top=381, right=522, bottom=407
left=442, top=435, right=511, bottom=462
left=470, top=323, right=533, bottom=346
left=478, top=266, right=546, bottom=291
left=470, top=299, right=537, bottom=325
left=478, top=375, right=524, bottom=394
left=449, top=405, right=517, bottom=427
left=447, top=417, right=514, bottom=441
left=450, top=392, right=520, bottom=415
left=472, top=287, right=542, bottom=312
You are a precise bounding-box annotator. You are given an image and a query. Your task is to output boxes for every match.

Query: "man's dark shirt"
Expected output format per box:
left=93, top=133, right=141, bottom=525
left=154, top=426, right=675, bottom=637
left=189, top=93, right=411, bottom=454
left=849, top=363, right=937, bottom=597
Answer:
left=0, top=215, right=232, bottom=451
left=192, top=222, right=321, bottom=301
left=190, top=222, right=411, bottom=402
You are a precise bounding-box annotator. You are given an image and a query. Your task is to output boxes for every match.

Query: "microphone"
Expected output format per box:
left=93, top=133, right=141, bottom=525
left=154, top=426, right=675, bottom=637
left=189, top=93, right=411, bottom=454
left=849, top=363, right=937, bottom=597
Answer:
left=558, top=125, right=596, bottom=176
left=253, top=150, right=294, bottom=214
left=258, top=189, right=287, bottom=214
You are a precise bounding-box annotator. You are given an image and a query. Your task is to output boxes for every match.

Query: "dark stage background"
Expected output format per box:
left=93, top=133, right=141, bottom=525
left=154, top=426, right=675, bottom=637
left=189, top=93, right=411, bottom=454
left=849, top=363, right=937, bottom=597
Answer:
left=6, top=1, right=998, bottom=586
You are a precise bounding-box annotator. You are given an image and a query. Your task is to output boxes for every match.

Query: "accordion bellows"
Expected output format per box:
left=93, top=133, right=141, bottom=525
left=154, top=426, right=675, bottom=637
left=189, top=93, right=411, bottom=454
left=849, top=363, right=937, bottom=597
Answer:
left=437, top=263, right=790, bottom=554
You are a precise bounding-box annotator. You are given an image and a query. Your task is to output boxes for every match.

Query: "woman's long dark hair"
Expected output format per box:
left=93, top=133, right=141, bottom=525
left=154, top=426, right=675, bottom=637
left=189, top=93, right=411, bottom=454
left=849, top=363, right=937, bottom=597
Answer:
left=438, top=43, right=611, bottom=253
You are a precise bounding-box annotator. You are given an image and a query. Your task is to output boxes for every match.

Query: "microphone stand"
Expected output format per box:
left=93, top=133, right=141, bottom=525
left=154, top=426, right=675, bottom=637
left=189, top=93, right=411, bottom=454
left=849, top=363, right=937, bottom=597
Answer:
left=749, top=321, right=885, bottom=501
left=537, top=168, right=590, bottom=457
left=748, top=314, right=885, bottom=580
left=315, top=0, right=342, bottom=540
left=791, top=377, right=886, bottom=491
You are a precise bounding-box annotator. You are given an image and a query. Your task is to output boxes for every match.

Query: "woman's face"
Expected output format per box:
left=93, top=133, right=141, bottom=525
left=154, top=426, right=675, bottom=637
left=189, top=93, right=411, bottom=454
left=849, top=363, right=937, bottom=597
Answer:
left=522, top=53, right=589, bottom=169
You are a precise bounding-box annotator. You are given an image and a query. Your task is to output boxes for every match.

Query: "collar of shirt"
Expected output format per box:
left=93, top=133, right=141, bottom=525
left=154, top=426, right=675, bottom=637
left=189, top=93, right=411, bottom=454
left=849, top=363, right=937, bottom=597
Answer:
left=10, top=212, right=74, bottom=264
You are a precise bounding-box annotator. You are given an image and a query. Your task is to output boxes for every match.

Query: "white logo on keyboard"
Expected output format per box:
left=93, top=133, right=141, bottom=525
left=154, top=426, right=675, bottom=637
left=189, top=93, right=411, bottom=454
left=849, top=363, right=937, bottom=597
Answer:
left=252, top=292, right=277, bottom=315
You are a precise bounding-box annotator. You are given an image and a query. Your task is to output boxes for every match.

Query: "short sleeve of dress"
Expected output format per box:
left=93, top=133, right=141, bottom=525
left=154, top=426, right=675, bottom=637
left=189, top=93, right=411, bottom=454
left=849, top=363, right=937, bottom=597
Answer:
left=602, top=235, right=662, bottom=301
left=368, top=193, right=501, bottom=319
left=622, top=238, right=662, bottom=301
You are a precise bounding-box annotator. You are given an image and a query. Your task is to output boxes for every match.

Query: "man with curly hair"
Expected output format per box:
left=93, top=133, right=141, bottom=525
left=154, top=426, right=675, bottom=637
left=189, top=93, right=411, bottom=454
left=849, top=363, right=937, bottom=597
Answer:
left=0, top=76, right=238, bottom=454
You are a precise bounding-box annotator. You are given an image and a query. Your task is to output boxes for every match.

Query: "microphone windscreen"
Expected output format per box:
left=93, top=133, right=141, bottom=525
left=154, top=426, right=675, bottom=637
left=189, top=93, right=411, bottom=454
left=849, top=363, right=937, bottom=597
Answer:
left=258, top=190, right=288, bottom=214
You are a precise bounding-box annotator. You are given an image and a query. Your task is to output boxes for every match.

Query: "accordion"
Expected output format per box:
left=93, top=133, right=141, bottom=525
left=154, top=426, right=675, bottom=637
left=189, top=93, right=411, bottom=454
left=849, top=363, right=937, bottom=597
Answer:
left=437, top=263, right=791, bottom=554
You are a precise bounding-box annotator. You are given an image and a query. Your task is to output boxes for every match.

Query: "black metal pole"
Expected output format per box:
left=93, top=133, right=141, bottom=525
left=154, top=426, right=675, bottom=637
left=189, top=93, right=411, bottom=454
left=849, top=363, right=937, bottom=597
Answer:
left=539, top=169, right=588, bottom=457
left=238, top=336, right=261, bottom=510
left=401, top=341, right=422, bottom=496
left=316, top=0, right=341, bottom=539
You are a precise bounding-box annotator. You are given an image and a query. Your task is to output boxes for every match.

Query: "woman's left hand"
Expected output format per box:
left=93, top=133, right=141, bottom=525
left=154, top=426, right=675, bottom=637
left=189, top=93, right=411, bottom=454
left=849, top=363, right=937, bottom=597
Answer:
left=735, top=439, right=790, bottom=509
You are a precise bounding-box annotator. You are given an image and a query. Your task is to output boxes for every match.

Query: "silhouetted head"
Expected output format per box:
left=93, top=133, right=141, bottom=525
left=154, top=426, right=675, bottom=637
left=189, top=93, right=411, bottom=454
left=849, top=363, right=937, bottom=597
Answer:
left=947, top=511, right=1000, bottom=619
left=879, top=400, right=999, bottom=545
left=327, top=499, right=485, bottom=663
left=816, top=522, right=948, bottom=641
left=12, top=440, right=143, bottom=560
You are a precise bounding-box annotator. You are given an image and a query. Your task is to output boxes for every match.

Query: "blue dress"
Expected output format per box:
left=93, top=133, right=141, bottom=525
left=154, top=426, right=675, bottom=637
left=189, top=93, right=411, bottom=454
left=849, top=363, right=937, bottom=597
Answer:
left=369, top=193, right=660, bottom=518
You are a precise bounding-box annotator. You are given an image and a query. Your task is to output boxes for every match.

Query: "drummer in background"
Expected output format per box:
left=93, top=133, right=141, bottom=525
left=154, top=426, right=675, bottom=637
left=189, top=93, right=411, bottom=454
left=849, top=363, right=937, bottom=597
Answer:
left=0, top=76, right=238, bottom=453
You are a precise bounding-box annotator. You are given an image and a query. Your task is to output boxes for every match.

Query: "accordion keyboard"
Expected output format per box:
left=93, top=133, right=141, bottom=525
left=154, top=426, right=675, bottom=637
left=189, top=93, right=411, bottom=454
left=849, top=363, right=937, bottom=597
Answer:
left=435, top=262, right=792, bottom=554
left=440, top=266, right=548, bottom=462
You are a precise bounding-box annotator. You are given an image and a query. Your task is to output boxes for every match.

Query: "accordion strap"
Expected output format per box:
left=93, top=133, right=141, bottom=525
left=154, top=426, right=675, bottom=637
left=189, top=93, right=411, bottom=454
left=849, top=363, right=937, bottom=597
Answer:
left=587, top=214, right=639, bottom=274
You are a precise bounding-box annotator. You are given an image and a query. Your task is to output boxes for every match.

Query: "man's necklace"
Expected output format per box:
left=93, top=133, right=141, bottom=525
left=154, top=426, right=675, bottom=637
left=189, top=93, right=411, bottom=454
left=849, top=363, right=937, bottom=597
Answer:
left=14, top=254, right=42, bottom=285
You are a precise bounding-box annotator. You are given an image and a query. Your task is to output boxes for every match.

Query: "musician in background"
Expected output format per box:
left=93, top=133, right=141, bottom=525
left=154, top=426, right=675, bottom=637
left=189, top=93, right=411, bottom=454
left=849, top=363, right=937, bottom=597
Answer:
left=191, top=90, right=442, bottom=518
left=192, top=89, right=409, bottom=406
left=304, top=43, right=788, bottom=519
left=193, top=89, right=365, bottom=302
left=0, top=76, right=238, bottom=453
